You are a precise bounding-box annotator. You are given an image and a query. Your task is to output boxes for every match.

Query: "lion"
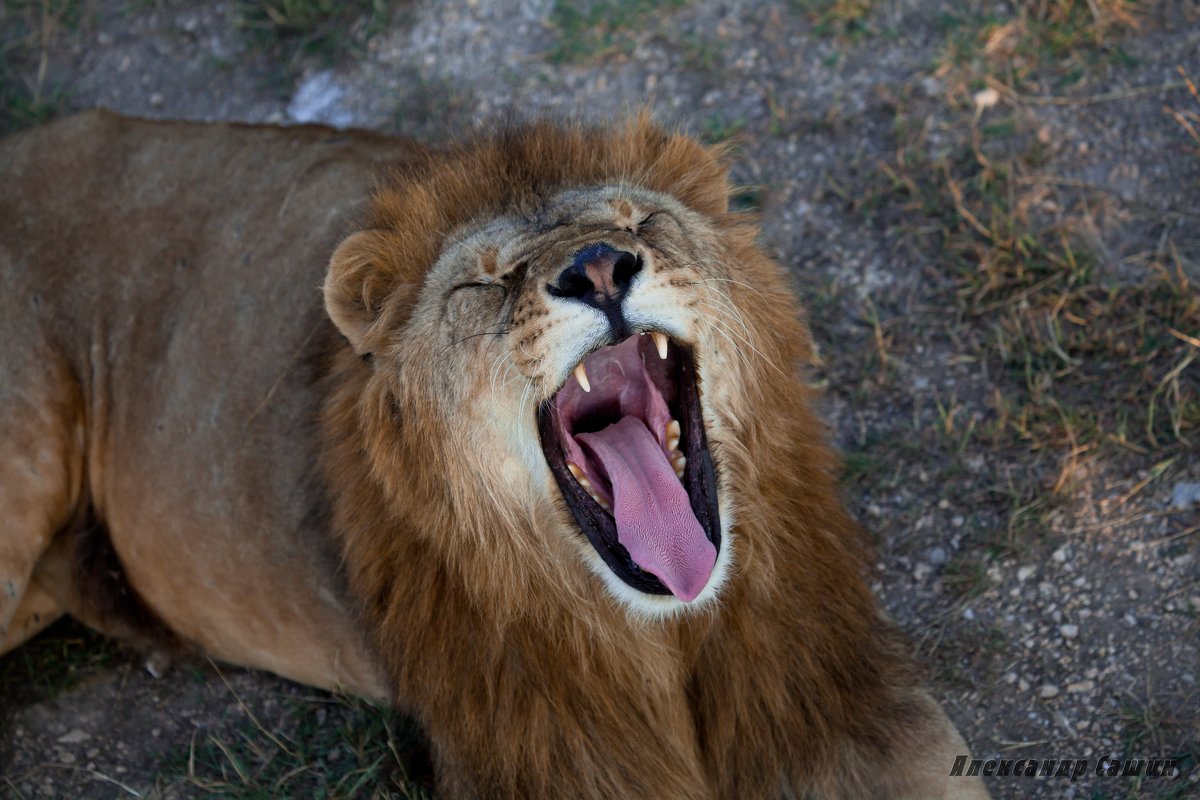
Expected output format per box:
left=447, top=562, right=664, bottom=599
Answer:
left=0, top=110, right=989, bottom=799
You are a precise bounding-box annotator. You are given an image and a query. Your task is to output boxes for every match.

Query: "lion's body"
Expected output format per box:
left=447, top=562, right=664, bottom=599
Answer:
left=0, top=113, right=390, bottom=694
left=0, top=111, right=988, bottom=799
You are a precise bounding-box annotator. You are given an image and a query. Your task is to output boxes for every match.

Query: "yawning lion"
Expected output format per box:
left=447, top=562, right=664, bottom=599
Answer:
left=0, top=110, right=989, bottom=798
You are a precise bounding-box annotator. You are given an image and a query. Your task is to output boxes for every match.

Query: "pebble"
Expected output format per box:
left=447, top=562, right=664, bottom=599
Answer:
left=1040, top=684, right=1061, bottom=699
left=1060, top=624, right=1079, bottom=639
left=57, top=729, right=89, bottom=744
left=1017, top=566, right=1036, bottom=582
left=928, top=547, right=947, bottom=565
left=1170, top=482, right=1200, bottom=510
left=1067, top=680, right=1095, bottom=693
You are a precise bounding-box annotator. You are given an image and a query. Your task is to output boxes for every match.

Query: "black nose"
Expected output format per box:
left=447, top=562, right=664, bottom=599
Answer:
left=547, top=244, right=642, bottom=309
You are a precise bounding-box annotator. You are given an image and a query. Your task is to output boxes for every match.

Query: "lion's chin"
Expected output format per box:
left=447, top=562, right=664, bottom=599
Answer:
left=537, top=333, right=723, bottom=603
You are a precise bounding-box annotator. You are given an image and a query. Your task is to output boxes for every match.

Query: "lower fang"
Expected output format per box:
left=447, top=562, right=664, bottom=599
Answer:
left=665, top=419, right=680, bottom=453
left=672, top=454, right=687, bottom=479
left=568, top=462, right=593, bottom=491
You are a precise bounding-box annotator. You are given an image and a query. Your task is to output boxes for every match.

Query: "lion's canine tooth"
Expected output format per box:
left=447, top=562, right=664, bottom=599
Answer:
left=665, top=419, right=680, bottom=452
left=651, top=331, right=669, bottom=360
left=573, top=362, right=591, bottom=393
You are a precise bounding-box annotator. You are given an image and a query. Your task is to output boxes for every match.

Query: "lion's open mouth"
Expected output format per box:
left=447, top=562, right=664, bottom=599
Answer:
left=537, top=333, right=721, bottom=601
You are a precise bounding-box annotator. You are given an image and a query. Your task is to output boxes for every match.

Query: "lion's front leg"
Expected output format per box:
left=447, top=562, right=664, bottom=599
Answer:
left=827, top=692, right=991, bottom=800
left=0, top=361, right=84, bottom=656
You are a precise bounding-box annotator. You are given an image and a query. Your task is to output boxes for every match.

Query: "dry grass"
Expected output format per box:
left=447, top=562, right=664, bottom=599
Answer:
left=236, top=0, right=392, bottom=67
left=931, top=0, right=1149, bottom=109
left=789, top=0, right=876, bottom=37
left=160, top=668, right=430, bottom=800
left=880, top=107, right=1197, bottom=468
left=1167, top=66, right=1200, bottom=155
left=0, top=0, right=77, bottom=135
left=867, top=4, right=1198, bottom=544
left=547, top=0, right=687, bottom=64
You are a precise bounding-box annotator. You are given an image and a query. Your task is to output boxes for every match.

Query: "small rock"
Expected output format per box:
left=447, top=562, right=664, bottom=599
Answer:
left=913, top=563, right=932, bottom=581
left=97, top=31, right=114, bottom=46
left=1171, top=482, right=1200, bottom=510
left=1060, top=624, right=1078, bottom=639
left=149, top=92, right=164, bottom=108
left=58, top=729, right=90, bottom=744
left=287, top=70, right=355, bottom=128
left=928, top=547, right=947, bottom=565
left=1052, top=547, right=1068, bottom=563
left=1040, top=684, right=1060, bottom=699
left=1017, top=566, right=1036, bottom=582
left=974, top=87, right=1000, bottom=110
left=962, top=608, right=975, bottom=621
left=1067, top=680, right=1095, bottom=693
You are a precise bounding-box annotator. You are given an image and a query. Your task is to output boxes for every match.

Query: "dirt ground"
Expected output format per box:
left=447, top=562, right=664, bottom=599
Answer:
left=1, top=1, right=1198, bottom=798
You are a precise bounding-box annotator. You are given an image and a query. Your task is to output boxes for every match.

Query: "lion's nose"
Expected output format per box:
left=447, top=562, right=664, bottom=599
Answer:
left=547, top=244, right=642, bottom=309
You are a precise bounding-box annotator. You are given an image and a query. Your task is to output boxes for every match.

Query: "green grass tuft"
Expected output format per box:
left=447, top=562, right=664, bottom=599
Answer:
left=160, top=679, right=431, bottom=799
left=236, top=0, right=392, bottom=68
left=547, top=0, right=686, bottom=64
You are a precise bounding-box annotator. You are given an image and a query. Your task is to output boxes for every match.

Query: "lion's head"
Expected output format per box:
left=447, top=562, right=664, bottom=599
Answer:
left=322, top=116, right=816, bottom=619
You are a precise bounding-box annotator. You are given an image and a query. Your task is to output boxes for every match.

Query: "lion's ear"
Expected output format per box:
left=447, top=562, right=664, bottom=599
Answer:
left=324, top=230, right=393, bottom=355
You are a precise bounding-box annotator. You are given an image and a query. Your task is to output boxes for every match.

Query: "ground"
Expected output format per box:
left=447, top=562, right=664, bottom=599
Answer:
left=1, top=0, right=1198, bottom=798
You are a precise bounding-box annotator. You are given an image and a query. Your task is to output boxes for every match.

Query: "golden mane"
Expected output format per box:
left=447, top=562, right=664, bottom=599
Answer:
left=320, top=117, right=944, bottom=798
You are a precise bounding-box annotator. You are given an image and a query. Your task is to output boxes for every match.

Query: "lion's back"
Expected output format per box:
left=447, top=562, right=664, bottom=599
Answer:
left=0, top=113, right=413, bottom=695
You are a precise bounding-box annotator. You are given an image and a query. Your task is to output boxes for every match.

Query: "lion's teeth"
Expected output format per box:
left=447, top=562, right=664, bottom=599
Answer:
left=567, top=462, right=593, bottom=490
left=590, top=491, right=611, bottom=511
left=672, top=454, right=687, bottom=479
left=651, top=331, right=669, bottom=360
left=573, top=362, right=591, bottom=393
left=665, top=419, right=680, bottom=452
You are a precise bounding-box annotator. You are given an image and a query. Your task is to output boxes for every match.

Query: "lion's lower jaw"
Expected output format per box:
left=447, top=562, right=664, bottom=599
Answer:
left=588, top=508, right=736, bottom=620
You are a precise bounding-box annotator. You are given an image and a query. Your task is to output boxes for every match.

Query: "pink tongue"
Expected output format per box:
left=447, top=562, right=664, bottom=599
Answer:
left=576, top=417, right=716, bottom=602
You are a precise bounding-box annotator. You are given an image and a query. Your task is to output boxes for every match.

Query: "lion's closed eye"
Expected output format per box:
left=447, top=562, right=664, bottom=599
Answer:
left=444, top=281, right=510, bottom=336
left=448, top=281, right=508, bottom=295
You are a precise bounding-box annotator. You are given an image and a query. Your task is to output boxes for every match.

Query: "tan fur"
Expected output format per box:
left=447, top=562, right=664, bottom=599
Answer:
left=0, top=111, right=988, bottom=798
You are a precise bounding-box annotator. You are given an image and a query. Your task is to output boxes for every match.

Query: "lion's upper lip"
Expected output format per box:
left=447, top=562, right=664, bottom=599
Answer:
left=537, top=333, right=722, bottom=600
